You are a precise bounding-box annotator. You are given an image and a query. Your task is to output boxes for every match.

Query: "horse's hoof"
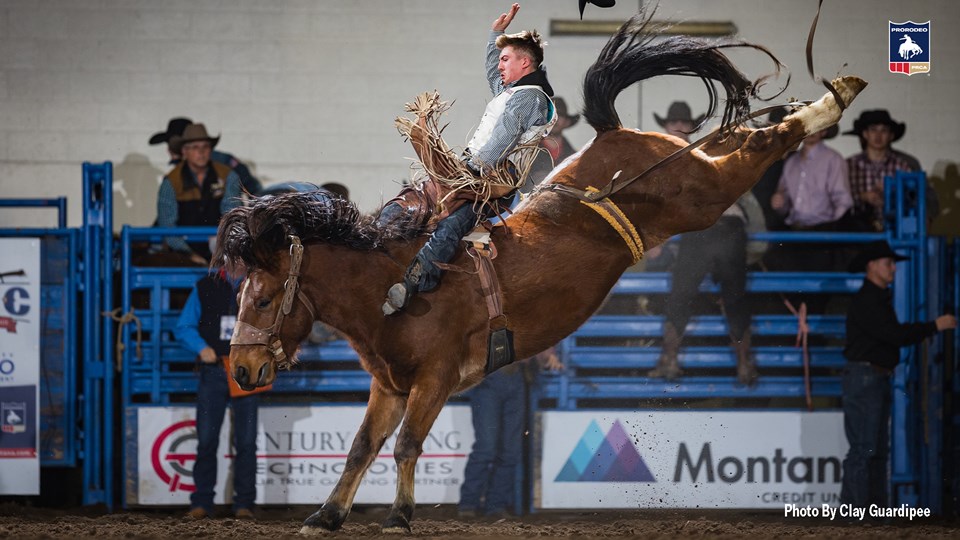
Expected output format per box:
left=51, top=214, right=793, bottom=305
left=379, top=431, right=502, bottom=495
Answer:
left=298, top=525, right=329, bottom=536
left=302, top=504, right=347, bottom=533
left=830, top=76, right=868, bottom=104
left=381, top=513, right=412, bottom=534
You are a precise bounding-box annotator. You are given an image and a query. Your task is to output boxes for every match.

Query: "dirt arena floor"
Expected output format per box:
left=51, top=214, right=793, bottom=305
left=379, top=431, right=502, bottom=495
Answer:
left=1, top=503, right=957, bottom=539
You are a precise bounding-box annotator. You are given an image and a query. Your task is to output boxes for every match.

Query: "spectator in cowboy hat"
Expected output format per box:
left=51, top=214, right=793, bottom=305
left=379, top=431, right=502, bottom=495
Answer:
left=654, top=101, right=706, bottom=142
left=646, top=101, right=760, bottom=386
left=529, top=96, right=580, bottom=187
left=844, top=109, right=937, bottom=231
left=149, top=117, right=262, bottom=195
left=841, top=240, right=955, bottom=510
left=770, top=123, right=852, bottom=234
left=157, top=123, right=242, bottom=265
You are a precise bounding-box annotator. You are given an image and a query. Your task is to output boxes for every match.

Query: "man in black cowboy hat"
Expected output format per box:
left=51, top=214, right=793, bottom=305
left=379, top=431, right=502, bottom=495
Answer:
left=150, top=117, right=262, bottom=196
left=841, top=240, right=955, bottom=510
left=157, top=123, right=242, bottom=265
left=654, top=101, right=706, bottom=143
left=646, top=101, right=761, bottom=386
left=844, top=109, right=926, bottom=231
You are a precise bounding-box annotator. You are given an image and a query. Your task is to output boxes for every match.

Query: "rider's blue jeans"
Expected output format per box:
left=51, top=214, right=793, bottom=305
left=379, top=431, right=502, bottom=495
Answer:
left=459, top=366, right=525, bottom=515
left=416, top=203, right=480, bottom=292
left=839, top=361, right=891, bottom=508
left=191, top=363, right=259, bottom=512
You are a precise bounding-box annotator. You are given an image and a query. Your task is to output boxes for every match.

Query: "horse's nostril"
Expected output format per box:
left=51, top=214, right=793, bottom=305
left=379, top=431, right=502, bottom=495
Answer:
left=236, top=365, right=248, bottom=385
left=257, top=363, right=268, bottom=386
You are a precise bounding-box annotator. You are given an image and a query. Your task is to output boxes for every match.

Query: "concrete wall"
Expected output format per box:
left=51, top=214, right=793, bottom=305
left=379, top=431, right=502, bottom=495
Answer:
left=1, top=0, right=957, bottom=229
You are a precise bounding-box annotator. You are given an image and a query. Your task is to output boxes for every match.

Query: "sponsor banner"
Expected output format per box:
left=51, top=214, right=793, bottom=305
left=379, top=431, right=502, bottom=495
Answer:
left=539, top=411, right=847, bottom=509
left=888, top=21, right=930, bottom=76
left=0, top=238, right=41, bottom=495
left=133, top=405, right=472, bottom=505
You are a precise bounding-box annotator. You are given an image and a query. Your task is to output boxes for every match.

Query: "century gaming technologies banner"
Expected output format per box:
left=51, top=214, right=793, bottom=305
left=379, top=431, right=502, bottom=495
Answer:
left=129, top=405, right=472, bottom=505
left=0, top=238, right=41, bottom=495
left=538, top=411, right=847, bottom=509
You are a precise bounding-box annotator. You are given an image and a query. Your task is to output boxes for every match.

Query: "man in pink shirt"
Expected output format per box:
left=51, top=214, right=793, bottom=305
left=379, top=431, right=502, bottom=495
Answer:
left=771, top=124, right=852, bottom=230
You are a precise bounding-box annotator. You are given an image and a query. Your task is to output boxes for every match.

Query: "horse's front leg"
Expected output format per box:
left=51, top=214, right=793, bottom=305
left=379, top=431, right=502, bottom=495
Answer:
left=300, top=379, right=406, bottom=535
left=381, top=378, right=454, bottom=534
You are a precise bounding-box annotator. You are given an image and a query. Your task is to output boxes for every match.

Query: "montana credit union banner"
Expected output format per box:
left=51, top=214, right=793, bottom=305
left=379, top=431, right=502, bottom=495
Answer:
left=0, top=238, right=41, bottom=495
left=130, top=405, right=472, bottom=505
left=538, top=411, right=846, bottom=509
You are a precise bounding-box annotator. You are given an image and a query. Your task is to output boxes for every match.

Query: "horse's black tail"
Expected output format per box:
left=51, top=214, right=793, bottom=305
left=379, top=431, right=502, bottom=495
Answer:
left=582, top=5, right=786, bottom=137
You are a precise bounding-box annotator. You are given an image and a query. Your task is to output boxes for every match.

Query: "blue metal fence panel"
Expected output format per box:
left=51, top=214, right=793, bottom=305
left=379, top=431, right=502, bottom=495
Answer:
left=80, top=162, right=114, bottom=507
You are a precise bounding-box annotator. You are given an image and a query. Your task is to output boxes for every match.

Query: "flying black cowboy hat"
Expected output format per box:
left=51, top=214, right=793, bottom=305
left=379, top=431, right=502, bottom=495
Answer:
left=847, top=240, right=909, bottom=273
left=148, top=117, right=192, bottom=145
left=843, top=109, right=906, bottom=142
left=579, top=0, right=616, bottom=19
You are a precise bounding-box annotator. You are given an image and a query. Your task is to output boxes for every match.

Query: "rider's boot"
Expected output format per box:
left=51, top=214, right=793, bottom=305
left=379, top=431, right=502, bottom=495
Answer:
left=382, top=204, right=478, bottom=315
left=734, top=329, right=758, bottom=386
left=647, top=322, right=683, bottom=380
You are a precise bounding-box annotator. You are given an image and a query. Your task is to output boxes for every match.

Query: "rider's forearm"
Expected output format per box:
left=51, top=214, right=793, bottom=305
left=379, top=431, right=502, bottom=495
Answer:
left=484, top=31, right=505, bottom=95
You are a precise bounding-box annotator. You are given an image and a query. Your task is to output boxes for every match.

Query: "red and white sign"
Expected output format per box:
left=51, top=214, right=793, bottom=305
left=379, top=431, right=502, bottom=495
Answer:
left=131, top=405, right=473, bottom=505
left=0, top=238, right=41, bottom=495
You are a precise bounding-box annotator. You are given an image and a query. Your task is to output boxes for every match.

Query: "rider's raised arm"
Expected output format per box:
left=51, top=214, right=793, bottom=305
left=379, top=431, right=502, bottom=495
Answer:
left=485, top=31, right=506, bottom=96
left=485, top=4, right=519, bottom=95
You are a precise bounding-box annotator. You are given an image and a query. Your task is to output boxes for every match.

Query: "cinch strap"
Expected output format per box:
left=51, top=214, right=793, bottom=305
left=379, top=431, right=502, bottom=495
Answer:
left=578, top=186, right=644, bottom=265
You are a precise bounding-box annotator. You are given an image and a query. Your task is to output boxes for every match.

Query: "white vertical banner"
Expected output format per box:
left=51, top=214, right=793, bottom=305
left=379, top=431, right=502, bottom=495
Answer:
left=0, top=238, right=42, bottom=495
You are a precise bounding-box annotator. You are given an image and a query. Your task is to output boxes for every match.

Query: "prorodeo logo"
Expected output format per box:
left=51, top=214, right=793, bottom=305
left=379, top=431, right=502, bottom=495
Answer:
left=151, top=420, right=199, bottom=493
left=889, top=21, right=930, bottom=76
left=556, top=419, right=655, bottom=482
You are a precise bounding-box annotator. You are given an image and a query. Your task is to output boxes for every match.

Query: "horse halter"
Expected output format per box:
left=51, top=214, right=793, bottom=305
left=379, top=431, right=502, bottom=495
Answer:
left=230, top=235, right=316, bottom=371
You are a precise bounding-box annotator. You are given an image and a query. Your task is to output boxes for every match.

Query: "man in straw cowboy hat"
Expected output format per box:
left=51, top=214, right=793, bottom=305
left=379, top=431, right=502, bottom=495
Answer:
left=149, top=117, right=262, bottom=196
left=157, top=123, right=242, bottom=265
left=840, top=240, right=955, bottom=510
left=382, top=3, right=557, bottom=315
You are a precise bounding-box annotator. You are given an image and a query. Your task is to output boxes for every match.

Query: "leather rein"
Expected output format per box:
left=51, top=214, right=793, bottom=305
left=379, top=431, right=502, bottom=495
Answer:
left=230, top=235, right=316, bottom=371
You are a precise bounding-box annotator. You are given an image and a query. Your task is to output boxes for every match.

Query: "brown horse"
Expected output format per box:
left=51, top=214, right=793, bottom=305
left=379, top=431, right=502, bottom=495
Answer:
left=214, top=13, right=866, bottom=535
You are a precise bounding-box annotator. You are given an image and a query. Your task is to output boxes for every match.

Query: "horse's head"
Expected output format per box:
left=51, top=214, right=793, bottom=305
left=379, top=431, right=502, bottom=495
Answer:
left=212, top=189, right=387, bottom=389
left=229, top=235, right=316, bottom=389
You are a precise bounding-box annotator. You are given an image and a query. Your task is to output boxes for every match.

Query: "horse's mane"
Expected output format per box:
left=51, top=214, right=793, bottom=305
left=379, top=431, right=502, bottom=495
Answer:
left=213, top=191, right=419, bottom=271
left=582, top=3, right=786, bottom=139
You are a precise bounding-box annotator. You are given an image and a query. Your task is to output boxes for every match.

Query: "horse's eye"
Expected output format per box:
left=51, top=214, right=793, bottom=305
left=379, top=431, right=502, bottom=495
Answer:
left=256, top=297, right=271, bottom=310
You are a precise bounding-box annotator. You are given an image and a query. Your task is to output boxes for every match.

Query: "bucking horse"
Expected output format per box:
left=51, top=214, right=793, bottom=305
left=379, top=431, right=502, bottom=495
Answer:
left=213, top=10, right=866, bottom=535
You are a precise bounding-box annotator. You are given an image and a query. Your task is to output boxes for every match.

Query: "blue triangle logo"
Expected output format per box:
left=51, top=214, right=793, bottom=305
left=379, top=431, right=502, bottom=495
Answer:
left=555, top=420, right=656, bottom=483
